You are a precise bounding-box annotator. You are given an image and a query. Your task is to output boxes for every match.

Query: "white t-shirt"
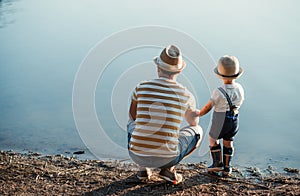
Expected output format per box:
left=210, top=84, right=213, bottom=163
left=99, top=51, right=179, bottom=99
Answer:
left=210, top=83, right=244, bottom=112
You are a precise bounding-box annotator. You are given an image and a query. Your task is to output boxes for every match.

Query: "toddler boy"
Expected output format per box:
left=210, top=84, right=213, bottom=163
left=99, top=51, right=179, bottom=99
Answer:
left=199, top=55, right=244, bottom=175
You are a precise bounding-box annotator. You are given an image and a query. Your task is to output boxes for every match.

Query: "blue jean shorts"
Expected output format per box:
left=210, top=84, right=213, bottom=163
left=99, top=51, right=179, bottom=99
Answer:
left=127, top=120, right=203, bottom=168
left=209, top=111, right=239, bottom=141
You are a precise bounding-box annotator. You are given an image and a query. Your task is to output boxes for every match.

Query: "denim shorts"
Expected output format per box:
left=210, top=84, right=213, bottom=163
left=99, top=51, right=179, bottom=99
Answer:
left=209, top=111, right=239, bottom=141
left=127, top=120, right=203, bottom=168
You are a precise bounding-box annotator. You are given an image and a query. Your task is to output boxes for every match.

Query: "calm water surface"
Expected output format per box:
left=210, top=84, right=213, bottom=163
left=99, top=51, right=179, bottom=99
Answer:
left=0, top=0, right=300, bottom=170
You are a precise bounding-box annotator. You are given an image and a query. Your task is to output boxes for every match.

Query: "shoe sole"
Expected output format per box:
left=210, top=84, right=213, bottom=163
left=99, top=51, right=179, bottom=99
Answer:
left=159, top=174, right=183, bottom=185
left=137, top=174, right=151, bottom=181
left=137, top=176, right=148, bottom=180
left=207, top=167, right=223, bottom=172
left=222, top=171, right=232, bottom=176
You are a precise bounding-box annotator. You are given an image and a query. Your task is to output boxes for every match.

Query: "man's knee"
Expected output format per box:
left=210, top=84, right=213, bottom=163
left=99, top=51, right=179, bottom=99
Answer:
left=188, top=125, right=203, bottom=141
left=190, top=125, right=203, bottom=149
left=181, top=125, right=203, bottom=148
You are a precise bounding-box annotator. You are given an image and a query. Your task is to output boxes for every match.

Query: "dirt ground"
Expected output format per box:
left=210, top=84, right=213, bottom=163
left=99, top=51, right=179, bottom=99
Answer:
left=0, top=151, right=299, bottom=195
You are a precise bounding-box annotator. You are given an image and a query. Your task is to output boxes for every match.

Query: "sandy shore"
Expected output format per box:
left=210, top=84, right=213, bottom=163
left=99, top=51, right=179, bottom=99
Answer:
left=0, top=150, right=299, bottom=195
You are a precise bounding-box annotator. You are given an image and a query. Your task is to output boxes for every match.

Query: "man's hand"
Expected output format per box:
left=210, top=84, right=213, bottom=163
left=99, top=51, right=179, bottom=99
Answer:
left=184, top=109, right=200, bottom=126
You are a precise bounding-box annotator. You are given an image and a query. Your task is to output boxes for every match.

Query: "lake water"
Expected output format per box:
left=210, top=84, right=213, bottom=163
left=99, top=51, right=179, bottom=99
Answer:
left=1, top=0, right=300, bottom=170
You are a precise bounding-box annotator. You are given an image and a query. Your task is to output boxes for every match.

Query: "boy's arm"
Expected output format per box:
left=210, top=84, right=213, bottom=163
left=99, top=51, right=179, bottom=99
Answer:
left=199, top=100, right=213, bottom=116
left=129, top=99, right=137, bottom=121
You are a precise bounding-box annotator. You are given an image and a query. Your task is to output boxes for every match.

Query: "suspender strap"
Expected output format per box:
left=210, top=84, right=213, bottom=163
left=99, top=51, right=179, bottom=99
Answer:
left=218, top=87, right=233, bottom=110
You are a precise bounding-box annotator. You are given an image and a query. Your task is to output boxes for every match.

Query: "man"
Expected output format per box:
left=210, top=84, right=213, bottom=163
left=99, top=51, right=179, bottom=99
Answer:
left=127, top=45, right=202, bottom=184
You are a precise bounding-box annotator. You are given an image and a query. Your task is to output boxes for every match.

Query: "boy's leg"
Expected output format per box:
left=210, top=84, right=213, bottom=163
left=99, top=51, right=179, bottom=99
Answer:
left=222, top=117, right=238, bottom=175
left=208, top=136, right=223, bottom=172
left=209, top=136, right=219, bottom=146
left=223, top=140, right=234, bottom=175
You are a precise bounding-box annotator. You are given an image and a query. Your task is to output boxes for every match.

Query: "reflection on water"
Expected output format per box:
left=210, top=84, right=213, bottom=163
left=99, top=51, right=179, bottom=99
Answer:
left=0, top=0, right=299, bottom=169
left=0, top=0, right=18, bottom=28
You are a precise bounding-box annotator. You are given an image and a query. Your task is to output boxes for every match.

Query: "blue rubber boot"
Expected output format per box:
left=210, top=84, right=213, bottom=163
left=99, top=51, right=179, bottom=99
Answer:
left=223, top=146, right=234, bottom=175
left=207, top=144, right=223, bottom=172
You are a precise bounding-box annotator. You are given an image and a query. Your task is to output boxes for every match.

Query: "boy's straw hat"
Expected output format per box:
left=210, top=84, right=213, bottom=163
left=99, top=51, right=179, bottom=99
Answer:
left=153, top=45, right=186, bottom=73
left=214, top=55, right=243, bottom=79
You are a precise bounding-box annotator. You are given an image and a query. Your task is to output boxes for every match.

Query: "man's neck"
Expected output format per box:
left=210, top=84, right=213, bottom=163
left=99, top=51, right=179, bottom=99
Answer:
left=159, top=74, right=176, bottom=81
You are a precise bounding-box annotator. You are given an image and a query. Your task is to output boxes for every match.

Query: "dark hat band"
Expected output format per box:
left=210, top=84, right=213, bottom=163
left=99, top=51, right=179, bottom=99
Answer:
left=218, top=73, right=240, bottom=78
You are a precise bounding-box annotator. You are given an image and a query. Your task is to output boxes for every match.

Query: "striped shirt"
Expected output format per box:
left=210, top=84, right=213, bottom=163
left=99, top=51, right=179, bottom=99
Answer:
left=129, top=77, right=196, bottom=157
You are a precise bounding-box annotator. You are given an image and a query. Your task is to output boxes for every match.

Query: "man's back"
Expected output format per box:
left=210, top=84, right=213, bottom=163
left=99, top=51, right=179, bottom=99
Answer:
left=129, top=77, right=195, bottom=157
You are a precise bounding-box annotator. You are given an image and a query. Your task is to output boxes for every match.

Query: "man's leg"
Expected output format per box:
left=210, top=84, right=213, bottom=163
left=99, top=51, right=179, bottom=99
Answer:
left=127, top=120, right=152, bottom=180
left=160, top=125, right=203, bottom=168
left=178, top=125, right=203, bottom=160
left=137, top=166, right=152, bottom=180
left=127, top=120, right=135, bottom=149
left=158, top=125, right=203, bottom=184
left=159, top=166, right=182, bottom=185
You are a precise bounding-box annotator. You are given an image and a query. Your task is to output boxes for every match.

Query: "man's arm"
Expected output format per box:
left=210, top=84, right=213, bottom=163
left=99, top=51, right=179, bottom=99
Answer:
left=185, top=109, right=200, bottom=126
left=199, top=100, right=213, bottom=116
left=129, top=99, right=137, bottom=121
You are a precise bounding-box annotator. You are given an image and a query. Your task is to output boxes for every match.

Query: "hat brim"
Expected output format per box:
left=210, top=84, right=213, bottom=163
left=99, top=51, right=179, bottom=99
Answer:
left=214, top=66, right=244, bottom=79
left=153, top=56, right=186, bottom=73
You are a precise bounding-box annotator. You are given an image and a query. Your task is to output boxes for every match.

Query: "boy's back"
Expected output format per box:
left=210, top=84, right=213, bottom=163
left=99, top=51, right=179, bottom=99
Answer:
left=211, top=83, right=244, bottom=113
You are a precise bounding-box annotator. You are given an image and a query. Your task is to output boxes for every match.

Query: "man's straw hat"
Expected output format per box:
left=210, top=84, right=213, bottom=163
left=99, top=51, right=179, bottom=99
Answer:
left=153, top=45, right=186, bottom=73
